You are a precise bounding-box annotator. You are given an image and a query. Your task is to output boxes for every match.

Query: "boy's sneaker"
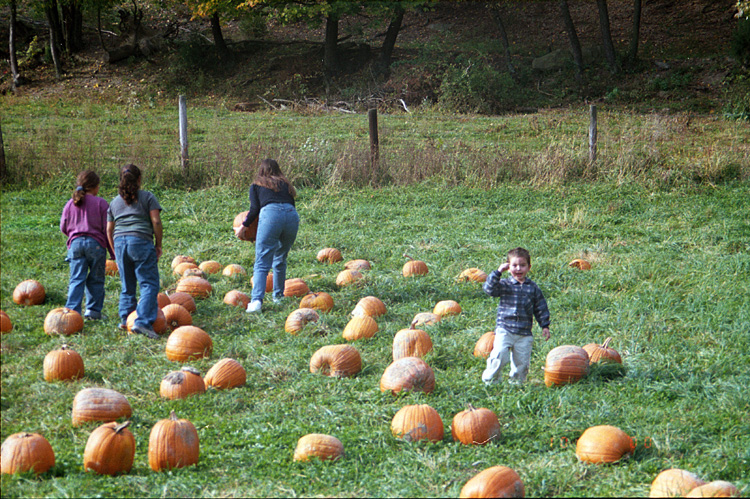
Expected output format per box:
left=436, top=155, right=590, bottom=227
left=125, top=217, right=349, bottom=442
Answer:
left=132, top=325, right=159, bottom=339
left=84, top=311, right=107, bottom=321
left=246, top=300, right=262, bottom=313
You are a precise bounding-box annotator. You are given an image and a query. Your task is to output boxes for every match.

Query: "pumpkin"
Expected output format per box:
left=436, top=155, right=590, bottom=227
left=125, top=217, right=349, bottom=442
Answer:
left=12, top=279, right=46, bottom=306
left=344, top=259, right=371, bottom=271
left=293, top=434, right=344, bottom=462
left=575, top=424, right=635, bottom=464
left=451, top=404, right=501, bottom=445
left=168, top=292, right=197, bottom=314
left=391, top=404, right=444, bottom=443
left=336, top=269, right=364, bottom=287
left=284, top=278, right=310, bottom=297
left=410, top=312, right=441, bottom=329
left=233, top=211, right=258, bottom=242
left=569, top=258, right=592, bottom=270
left=685, top=481, right=740, bottom=498
left=198, top=260, right=223, bottom=274
left=392, top=328, right=433, bottom=361
left=251, top=274, right=274, bottom=293
left=402, top=255, right=428, bottom=277
left=351, top=296, right=387, bottom=318
left=175, top=276, right=212, bottom=299
left=433, top=299, right=461, bottom=317
left=583, top=337, right=622, bottom=364
left=473, top=332, right=496, bottom=358
left=157, top=292, right=171, bottom=309
left=83, top=421, right=135, bottom=476
left=162, top=303, right=192, bottom=331
left=380, top=357, right=435, bottom=395
left=160, top=366, right=206, bottom=400
left=222, top=264, right=246, bottom=277
left=0, top=310, right=12, bottom=334
left=284, top=308, right=319, bottom=334
left=650, top=469, right=706, bottom=498
left=342, top=315, right=378, bottom=341
left=148, top=411, right=200, bottom=471
left=204, top=358, right=246, bottom=389
left=223, top=290, right=251, bottom=308
left=165, top=326, right=213, bottom=362
left=171, top=255, right=196, bottom=269
left=0, top=432, right=55, bottom=475
left=126, top=308, right=167, bottom=335
left=458, top=268, right=488, bottom=283
left=544, top=345, right=590, bottom=387
left=182, top=268, right=206, bottom=279
left=44, top=307, right=84, bottom=336
left=72, top=387, right=132, bottom=426
left=43, top=344, right=84, bottom=381
left=316, top=247, right=343, bottom=263
left=310, top=345, right=362, bottom=378
left=300, top=292, right=334, bottom=312
left=174, top=261, right=199, bottom=276
left=105, top=259, right=119, bottom=276
left=459, top=465, right=525, bottom=498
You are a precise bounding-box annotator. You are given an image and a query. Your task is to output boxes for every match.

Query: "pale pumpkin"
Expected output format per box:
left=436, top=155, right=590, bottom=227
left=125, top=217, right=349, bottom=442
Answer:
left=223, top=290, right=251, bottom=308
left=284, top=278, right=310, bottom=297
left=160, top=367, right=206, bottom=400
left=285, top=308, right=320, bottom=334
left=222, top=264, right=246, bottom=278
left=351, top=296, right=387, bottom=318
left=148, top=411, right=200, bottom=471
left=575, top=425, right=635, bottom=464
left=310, top=344, right=362, bottom=378
left=473, top=332, right=496, bottom=359
left=344, top=259, right=371, bottom=271
left=173, top=261, right=199, bottom=276
left=433, top=299, right=461, bottom=317
left=300, top=292, right=334, bottom=312
left=451, top=405, right=501, bottom=445
left=72, top=388, right=132, bottom=426
left=402, top=256, right=428, bottom=277
left=685, top=481, right=740, bottom=497
left=342, top=315, right=378, bottom=341
left=392, top=328, right=433, bottom=361
left=336, top=269, right=363, bottom=287
left=0, top=432, right=55, bottom=475
left=204, top=358, right=246, bottom=390
left=316, top=247, right=343, bottom=264
left=43, top=344, right=84, bottom=381
left=44, top=307, right=84, bottom=336
left=410, top=312, right=441, bottom=329
left=391, top=404, right=444, bottom=443
left=293, top=434, right=344, bottom=462
left=650, top=469, right=706, bottom=498
left=12, top=279, right=46, bottom=306
left=569, top=258, right=592, bottom=270
left=198, top=260, right=223, bottom=274
left=380, top=357, right=435, bottom=395
left=458, top=268, right=488, bottom=283
left=83, top=421, right=135, bottom=476
left=171, top=255, right=196, bottom=269
left=544, top=345, right=590, bottom=387
left=175, top=276, right=212, bottom=299
left=459, top=465, right=525, bottom=498
left=165, top=326, right=213, bottom=362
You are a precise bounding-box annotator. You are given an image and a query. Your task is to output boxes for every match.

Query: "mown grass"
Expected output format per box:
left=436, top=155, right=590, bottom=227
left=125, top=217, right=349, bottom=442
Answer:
left=1, top=181, right=748, bottom=498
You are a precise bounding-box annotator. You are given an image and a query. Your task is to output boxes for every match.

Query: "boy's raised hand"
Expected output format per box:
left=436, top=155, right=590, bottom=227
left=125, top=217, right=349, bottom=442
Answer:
left=498, top=262, right=510, bottom=273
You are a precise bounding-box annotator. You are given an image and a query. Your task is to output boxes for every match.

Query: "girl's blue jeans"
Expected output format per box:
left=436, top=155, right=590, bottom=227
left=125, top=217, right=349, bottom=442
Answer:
left=114, top=235, right=160, bottom=328
left=65, top=236, right=106, bottom=316
left=251, top=203, right=299, bottom=302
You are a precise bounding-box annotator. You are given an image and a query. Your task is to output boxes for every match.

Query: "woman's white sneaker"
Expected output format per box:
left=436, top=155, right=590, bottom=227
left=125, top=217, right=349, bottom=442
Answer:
left=246, top=300, right=262, bottom=313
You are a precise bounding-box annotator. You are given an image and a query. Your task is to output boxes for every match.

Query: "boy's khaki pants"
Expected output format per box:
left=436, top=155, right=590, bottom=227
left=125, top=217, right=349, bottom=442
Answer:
left=482, top=330, right=534, bottom=383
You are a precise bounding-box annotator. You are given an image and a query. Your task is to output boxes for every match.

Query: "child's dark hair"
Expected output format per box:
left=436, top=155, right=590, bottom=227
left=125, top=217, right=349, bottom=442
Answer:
left=507, top=247, right=531, bottom=265
left=118, top=164, right=141, bottom=205
left=72, top=170, right=100, bottom=207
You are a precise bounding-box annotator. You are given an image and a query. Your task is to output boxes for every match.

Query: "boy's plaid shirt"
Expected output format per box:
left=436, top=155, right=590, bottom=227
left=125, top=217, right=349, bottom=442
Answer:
left=483, top=270, right=550, bottom=336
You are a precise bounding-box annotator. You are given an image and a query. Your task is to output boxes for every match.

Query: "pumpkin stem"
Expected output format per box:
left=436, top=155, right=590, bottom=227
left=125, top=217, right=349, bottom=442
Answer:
left=467, top=403, right=476, bottom=411
left=115, top=421, right=131, bottom=433
left=602, top=337, right=613, bottom=349
left=170, top=410, right=178, bottom=421
left=402, top=252, right=413, bottom=261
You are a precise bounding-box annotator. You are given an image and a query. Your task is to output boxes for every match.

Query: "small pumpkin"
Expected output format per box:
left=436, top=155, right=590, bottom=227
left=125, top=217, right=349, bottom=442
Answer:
left=650, top=469, right=706, bottom=498
left=198, top=260, right=223, bottom=274
left=162, top=303, right=192, bottom=331
left=583, top=337, right=622, bottom=364
left=575, top=424, right=635, bottom=464
left=223, top=290, right=251, bottom=308
left=473, top=332, right=496, bottom=358
left=457, top=267, right=488, bottom=283
left=160, top=366, right=206, bottom=400
left=451, top=404, right=501, bottom=445
left=165, top=326, right=213, bottom=362
left=402, top=255, right=428, bottom=277
left=351, top=296, right=387, bottom=318
left=410, top=312, right=441, bottom=329
left=44, top=307, right=84, bottom=336
left=316, top=247, right=343, bottom=264
left=0, top=310, right=12, bottom=334
left=157, top=292, right=171, bottom=309
left=222, top=263, right=246, bottom=278
left=126, top=308, right=167, bottom=335
left=175, top=276, right=212, bottom=299
left=171, top=255, right=196, bottom=270
left=336, top=269, right=364, bottom=287
left=168, top=292, right=197, bottom=314
left=83, top=421, right=135, bottom=476
left=433, top=299, right=461, bottom=317
left=569, top=258, right=592, bottom=270
left=251, top=274, right=274, bottom=293
left=293, top=434, right=344, bottom=462
left=204, top=358, right=247, bottom=390
left=0, top=432, right=55, bottom=475
left=284, top=278, right=310, bottom=297
left=391, top=404, right=444, bottom=443
left=342, top=315, right=378, bottom=341
left=182, top=268, right=206, bottom=279
left=148, top=411, right=200, bottom=471
left=43, top=344, right=85, bottom=381
left=380, top=357, right=435, bottom=395
left=285, top=308, right=320, bottom=334
left=344, top=259, right=371, bottom=271
left=233, top=211, right=258, bottom=242
left=544, top=345, right=590, bottom=387
left=72, top=387, right=132, bottom=427
left=459, top=465, right=525, bottom=498
left=685, top=481, right=740, bottom=498
left=300, top=292, right=334, bottom=312
left=105, top=259, right=119, bottom=276
left=12, top=279, right=46, bottom=306
left=174, top=261, right=199, bottom=276
left=392, top=328, right=433, bottom=361
left=310, top=344, right=362, bottom=378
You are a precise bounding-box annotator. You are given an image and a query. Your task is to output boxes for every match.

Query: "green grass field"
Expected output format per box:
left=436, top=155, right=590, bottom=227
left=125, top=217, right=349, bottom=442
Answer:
left=1, top=180, right=748, bottom=497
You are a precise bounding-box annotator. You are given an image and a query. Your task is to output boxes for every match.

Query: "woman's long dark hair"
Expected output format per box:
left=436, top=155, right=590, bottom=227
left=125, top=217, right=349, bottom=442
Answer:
left=253, top=158, right=296, bottom=197
left=118, top=164, right=141, bottom=205
left=72, top=170, right=100, bottom=207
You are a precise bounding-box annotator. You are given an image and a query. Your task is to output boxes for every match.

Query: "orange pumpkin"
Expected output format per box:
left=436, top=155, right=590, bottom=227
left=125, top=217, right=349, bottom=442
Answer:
left=251, top=274, right=274, bottom=293
left=12, top=279, right=46, bottom=306
left=457, top=268, right=488, bottom=283
left=309, top=344, right=362, bottom=378
left=380, top=357, right=435, bottom=395
left=685, top=481, right=740, bottom=498
left=157, top=292, right=171, bottom=309
left=473, top=332, right=496, bottom=358
left=344, top=259, right=371, bottom=271
left=293, top=434, right=344, bottom=462
left=650, top=469, right=706, bottom=498
left=544, top=345, right=590, bottom=387
left=402, top=257, right=428, bottom=277
left=410, top=312, right=441, bottom=328
left=174, top=261, right=199, bottom=276
left=233, top=211, right=257, bottom=242
left=583, top=337, right=622, bottom=364
left=71, top=388, right=132, bottom=426
left=198, top=260, right=223, bottom=274
left=162, top=303, right=192, bottom=331
left=392, top=328, right=433, bottom=361
left=0, top=310, right=12, bottom=334
left=222, top=264, right=246, bottom=278
left=175, top=276, right=212, bottom=299
left=44, top=307, right=84, bottom=336
left=300, top=292, right=334, bottom=312
left=284, top=308, right=319, bottom=334
left=569, top=258, right=592, bottom=270
left=171, top=255, right=196, bottom=269
left=160, top=367, right=206, bottom=400
left=351, top=296, right=387, bottom=318
left=342, top=315, right=378, bottom=341
left=433, top=299, right=461, bottom=317
left=284, top=278, right=310, bottom=297
left=451, top=405, right=501, bottom=445
left=165, top=326, right=213, bottom=362
left=223, top=290, right=251, bottom=308
left=168, top=292, right=197, bottom=314
left=336, top=269, right=364, bottom=287
left=459, top=465, right=525, bottom=498
left=126, top=308, right=167, bottom=335
left=182, top=268, right=206, bottom=279
left=148, top=411, right=200, bottom=471
left=316, top=247, right=343, bottom=263
left=0, top=432, right=55, bottom=475
left=105, top=259, right=119, bottom=276
left=391, top=404, right=444, bottom=443
left=204, top=358, right=246, bottom=390
left=575, top=425, right=635, bottom=464
left=43, top=344, right=85, bottom=381
left=83, top=421, right=135, bottom=476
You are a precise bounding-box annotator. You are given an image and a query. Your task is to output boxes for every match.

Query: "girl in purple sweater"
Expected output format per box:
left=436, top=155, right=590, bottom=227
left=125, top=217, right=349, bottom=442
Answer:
left=60, top=170, right=114, bottom=319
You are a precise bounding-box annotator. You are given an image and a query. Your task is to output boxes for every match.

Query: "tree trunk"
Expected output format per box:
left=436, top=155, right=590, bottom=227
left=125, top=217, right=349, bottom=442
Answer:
left=627, top=0, right=642, bottom=64
left=487, top=2, right=516, bottom=79
left=596, top=0, right=619, bottom=73
left=559, top=0, right=584, bottom=83
left=46, top=0, right=66, bottom=56
left=0, top=122, right=6, bottom=183
left=61, top=0, right=83, bottom=53
left=97, top=7, right=107, bottom=50
left=9, top=0, right=22, bottom=87
left=377, top=5, right=404, bottom=76
left=46, top=3, right=64, bottom=78
left=324, top=13, right=339, bottom=76
left=210, top=12, right=229, bottom=58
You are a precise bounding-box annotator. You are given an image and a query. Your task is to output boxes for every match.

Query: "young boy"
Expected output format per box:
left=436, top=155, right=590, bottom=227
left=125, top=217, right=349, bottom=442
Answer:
left=482, top=247, right=551, bottom=385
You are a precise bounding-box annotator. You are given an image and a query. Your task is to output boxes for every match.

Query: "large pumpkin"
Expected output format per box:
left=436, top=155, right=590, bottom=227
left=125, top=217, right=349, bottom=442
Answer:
left=650, top=469, right=706, bottom=498
left=344, top=259, right=371, bottom=271
left=473, top=332, right=496, bottom=358
left=165, top=326, right=213, bottom=362
left=198, top=260, right=223, bottom=274
left=575, top=425, right=635, bottom=464
left=309, top=344, right=362, bottom=378
left=544, top=345, right=590, bottom=387
left=458, top=268, right=488, bottom=283
left=168, top=292, right=197, bottom=314
left=402, top=257, right=428, bottom=277
left=392, top=328, right=433, bottom=361
left=12, top=279, right=46, bottom=306
left=451, top=405, right=501, bottom=445
left=43, top=344, right=85, bottom=381
left=126, top=308, right=167, bottom=335
left=72, top=388, right=132, bottom=426
left=161, top=303, right=192, bottom=331
left=459, top=465, right=525, bottom=498
left=222, top=264, right=247, bottom=278
left=175, top=276, right=212, bottom=299
left=0, top=432, right=55, bottom=475
left=284, top=278, right=310, bottom=297
left=83, top=421, right=135, bottom=476
left=285, top=308, right=319, bottom=334
left=293, top=434, right=344, bottom=462
left=44, top=307, right=84, bottom=336
left=433, top=299, right=461, bottom=317
left=391, top=404, right=444, bottom=443
left=380, top=357, right=435, bottom=395
left=0, top=310, right=12, bottom=334
left=583, top=337, right=622, bottom=364
left=300, top=292, right=334, bottom=312
left=204, top=358, right=246, bottom=390
left=160, top=367, right=206, bottom=400
left=148, top=411, right=200, bottom=471
left=223, top=290, right=251, bottom=308
left=233, top=211, right=257, bottom=242
left=685, top=481, right=740, bottom=498
left=316, top=247, right=343, bottom=264
left=335, top=269, right=363, bottom=287
left=351, top=296, right=387, bottom=318
left=342, top=315, right=378, bottom=341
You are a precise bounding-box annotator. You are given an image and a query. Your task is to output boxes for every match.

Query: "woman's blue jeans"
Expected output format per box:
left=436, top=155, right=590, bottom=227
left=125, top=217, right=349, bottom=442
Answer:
left=65, top=236, right=106, bottom=316
left=114, top=235, right=160, bottom=328
left=252, top=203, right=299, bottom=302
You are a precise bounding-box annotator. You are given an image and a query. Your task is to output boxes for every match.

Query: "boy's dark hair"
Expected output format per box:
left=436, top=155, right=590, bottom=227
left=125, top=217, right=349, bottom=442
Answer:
left=507, top=247, right=531, bottom=265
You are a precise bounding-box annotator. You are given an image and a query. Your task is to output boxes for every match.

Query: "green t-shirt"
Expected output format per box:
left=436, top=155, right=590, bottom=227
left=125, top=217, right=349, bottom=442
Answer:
left=107, top=190, right=162, bottom=241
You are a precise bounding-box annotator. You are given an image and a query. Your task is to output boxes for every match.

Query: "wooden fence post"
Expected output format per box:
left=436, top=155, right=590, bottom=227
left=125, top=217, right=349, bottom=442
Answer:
left=0, top=121, right=6, bottom=182
left=589, top=104, right=597, bottom=163
left=368, top=108, right=379, bottom=171
left=179, top=95, right=189, bottom=173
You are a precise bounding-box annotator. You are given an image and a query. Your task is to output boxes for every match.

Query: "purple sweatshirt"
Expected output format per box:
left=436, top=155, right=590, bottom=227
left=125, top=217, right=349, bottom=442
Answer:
left=60, top=195, right=115, bottom=258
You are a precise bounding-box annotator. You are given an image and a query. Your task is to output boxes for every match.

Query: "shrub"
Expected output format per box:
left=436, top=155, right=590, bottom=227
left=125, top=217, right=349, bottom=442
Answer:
left=438, top=56, right=521, bottom=114
left=731, top=19, right=750, bottom=67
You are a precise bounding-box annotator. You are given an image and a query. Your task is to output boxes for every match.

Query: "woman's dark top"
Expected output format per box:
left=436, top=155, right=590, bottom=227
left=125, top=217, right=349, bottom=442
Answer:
left=243, top=181, right=295, bottom=227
